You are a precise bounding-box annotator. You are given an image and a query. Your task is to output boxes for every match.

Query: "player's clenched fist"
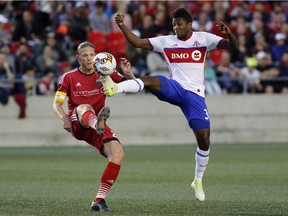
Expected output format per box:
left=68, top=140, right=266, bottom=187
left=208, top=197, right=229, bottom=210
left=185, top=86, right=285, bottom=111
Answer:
left=115, top=13, right=124, bottom=26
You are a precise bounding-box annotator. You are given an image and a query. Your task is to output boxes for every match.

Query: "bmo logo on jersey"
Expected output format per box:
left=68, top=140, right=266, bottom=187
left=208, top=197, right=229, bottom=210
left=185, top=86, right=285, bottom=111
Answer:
left=165, top=47, right=207, bottom=63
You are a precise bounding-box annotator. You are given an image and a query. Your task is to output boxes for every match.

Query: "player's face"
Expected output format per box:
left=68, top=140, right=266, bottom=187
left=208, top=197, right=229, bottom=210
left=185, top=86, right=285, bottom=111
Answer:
left=172, top=18, right=192, bottom=40
left=77, top=46, right=96, bottom=73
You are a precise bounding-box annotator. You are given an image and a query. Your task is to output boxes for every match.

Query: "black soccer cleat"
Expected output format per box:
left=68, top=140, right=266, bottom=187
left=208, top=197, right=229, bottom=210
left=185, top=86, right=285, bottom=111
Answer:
left=91, top=199, right=111, bottom=212
left=95, top=106, right=110, bottom=135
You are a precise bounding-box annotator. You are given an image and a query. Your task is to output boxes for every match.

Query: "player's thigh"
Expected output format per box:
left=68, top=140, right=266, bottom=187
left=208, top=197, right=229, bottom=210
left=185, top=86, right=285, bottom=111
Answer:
left=141, top=75, right=161, bottom=92
left=148, top=75, right=185, bottom=105
left=103, top=140, right=124, bottom=165
left=181, top=92, right=210, bottom=131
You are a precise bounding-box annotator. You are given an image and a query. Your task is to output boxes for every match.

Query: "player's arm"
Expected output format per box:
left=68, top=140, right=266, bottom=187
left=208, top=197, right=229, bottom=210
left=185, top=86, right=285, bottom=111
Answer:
left=115, top=13, right=153, bottom=50
left=216, top=22, right=238, bottom=50
left=53, top=91, right=72, bottom=133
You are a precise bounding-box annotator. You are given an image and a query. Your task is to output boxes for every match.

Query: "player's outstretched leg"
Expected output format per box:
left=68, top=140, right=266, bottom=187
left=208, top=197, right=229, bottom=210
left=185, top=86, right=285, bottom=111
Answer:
left=101, top=76, right=144, bottom=96
left=91, top=199, right=111, bottom=212
left=95, top=106, right=110, bottom=135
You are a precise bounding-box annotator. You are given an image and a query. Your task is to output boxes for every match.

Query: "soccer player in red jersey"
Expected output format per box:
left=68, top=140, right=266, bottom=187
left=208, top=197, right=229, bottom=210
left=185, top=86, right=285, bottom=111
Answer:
left=53, top=42, right=134, bottom=212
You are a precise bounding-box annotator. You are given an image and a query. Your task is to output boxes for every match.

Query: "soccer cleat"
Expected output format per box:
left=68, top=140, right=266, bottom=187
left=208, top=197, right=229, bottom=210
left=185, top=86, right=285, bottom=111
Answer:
left=91, top=199, right=111, bottom=212
left=96, top=106, right=110, bottom=135
left=101, top=76, right=118, bottom=96
left=191, top=179, right=205, bottom=201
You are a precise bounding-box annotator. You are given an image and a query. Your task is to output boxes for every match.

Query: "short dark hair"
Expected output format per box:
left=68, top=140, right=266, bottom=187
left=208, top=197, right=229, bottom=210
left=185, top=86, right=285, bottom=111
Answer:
left=77, top=42, right=95, bottom=55
left=172, top=8, right=192, bottom=23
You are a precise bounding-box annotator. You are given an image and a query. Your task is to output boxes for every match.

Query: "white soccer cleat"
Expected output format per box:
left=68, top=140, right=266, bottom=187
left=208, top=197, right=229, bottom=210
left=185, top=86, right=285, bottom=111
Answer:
left=100, top=76, right=118, bottom=96
left=191, top=179, right=205, bottom=201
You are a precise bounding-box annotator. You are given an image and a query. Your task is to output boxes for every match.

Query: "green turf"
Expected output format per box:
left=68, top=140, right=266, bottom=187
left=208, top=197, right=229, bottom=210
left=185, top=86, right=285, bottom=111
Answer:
left=0, top=144, right=287, bottom=216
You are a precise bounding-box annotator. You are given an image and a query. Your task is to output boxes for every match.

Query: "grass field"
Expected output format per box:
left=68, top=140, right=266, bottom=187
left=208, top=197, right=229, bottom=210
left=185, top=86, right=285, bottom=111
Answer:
left=0, top=144, right=287, bottom=216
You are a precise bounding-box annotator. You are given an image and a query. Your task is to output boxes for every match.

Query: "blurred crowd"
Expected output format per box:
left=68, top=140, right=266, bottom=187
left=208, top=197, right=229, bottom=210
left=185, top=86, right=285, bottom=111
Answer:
left=1, top=1, right=288, bottom=118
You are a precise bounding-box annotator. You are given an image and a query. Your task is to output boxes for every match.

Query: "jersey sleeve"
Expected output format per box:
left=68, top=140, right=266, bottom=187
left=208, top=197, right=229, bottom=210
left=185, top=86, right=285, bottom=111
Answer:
left=204, top=32, right=223, bottom=51
left=148, top=35, right=167, bottom=53
left=54, top=74, right=69, bottom=103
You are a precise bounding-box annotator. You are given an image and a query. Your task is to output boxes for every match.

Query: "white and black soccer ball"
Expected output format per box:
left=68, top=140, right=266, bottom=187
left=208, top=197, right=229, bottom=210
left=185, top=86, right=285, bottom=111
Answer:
left=93, top=52, right=117, bottom=76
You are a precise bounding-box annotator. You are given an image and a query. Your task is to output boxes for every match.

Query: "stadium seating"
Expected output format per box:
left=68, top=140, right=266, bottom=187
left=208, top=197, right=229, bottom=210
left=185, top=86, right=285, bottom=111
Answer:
left=107, top=31, right=128, bottom=64
left=87, top=31, right=108, bottom=53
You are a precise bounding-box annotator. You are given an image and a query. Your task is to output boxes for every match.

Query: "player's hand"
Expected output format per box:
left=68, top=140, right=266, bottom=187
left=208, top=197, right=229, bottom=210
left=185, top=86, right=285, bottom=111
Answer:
left=120, top=58, right=135, bottom=79
left=115, top=13, right=124, bottom=26
left=61, top=115, right=72, bottom=133
left=216, top=22, right=232, bottom=35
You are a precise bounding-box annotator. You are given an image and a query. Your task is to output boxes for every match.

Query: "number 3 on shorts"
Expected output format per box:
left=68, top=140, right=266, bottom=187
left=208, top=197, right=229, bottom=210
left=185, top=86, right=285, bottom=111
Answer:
left=204, top=109, right=209, bottom=120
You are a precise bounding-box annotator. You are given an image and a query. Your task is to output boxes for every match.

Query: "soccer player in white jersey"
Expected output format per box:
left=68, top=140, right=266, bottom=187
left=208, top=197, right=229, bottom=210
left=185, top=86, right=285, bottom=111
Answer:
left=102, top=7, right=238, bottom=201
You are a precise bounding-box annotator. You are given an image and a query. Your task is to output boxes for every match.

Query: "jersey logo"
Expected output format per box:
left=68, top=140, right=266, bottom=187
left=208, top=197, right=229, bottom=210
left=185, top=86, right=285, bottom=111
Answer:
left=76, top=82, right=81, bottom=87
left=164, top=47, right=207, bottom=63
left=192, top=40, right=201, bottom=47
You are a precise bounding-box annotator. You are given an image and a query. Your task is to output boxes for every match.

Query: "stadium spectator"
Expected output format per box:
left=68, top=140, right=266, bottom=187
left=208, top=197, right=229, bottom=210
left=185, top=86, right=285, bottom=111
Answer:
left=13, top=66, right=35, bottom=118
left=277, top=52, right=288, bottom=93
left=215, top=50, right=241, bottom=93
left=0, top=1, right=14, bottom=19
left=204, top=60, right=222, bottom=96
left=152, top=9, right=172, bottom=35
left=268, top=3, right=286, bottom=34
left=12, top=10, right=37, bottom=42
left=231, top=34, right=250, bottom=68
left=129, top=2, right=146, bottom=29
left=0, top=15, right=10, bottom=45
left=0, top=52, right=14, bottom=105
left=33, top=1, right=53, bottom=37
left=270, top=33, right=288, bottom=65
left=126, top=30, right=148, bottom=77
left=21, top=66, right=35, bottom=96
left=256, top=51, right=280, bottom=93
left=53, top=42, right=135, bottom=212
left=89, top=1, right=111, bottom=34
left=102, top=7, right=238, bottom=202
left=146, top=51, right=169, bottom=76
left=239, top=57, right=262, bottom=93
left=137, top=14, right=156, bottom=39
left=0, top=43, right=16, bottom=73
left=35, top=45, right=60, bottom=78
left=69, top=2, right=89, bottom=47
left=247, top=10, right=272, bottom=48
left=36, top=68, right=55, bottom=96
left=250, top=32, right=270, bottom=55
left=192, top=11, right=213, bottom=32
left=14, top=43, right=34, bottom=75
left=228, top=1, right=250, bottom=21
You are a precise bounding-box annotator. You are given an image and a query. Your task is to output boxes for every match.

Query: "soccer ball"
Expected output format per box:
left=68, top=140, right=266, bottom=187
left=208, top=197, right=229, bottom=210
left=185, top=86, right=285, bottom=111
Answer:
left=93, top=52, right=117, bottom=76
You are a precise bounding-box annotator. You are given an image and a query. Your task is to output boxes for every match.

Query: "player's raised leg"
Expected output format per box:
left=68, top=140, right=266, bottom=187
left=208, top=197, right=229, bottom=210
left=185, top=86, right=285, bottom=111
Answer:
left=91, top=140, right=124, bottom=211
left=77, top=104, right=110, bottom=135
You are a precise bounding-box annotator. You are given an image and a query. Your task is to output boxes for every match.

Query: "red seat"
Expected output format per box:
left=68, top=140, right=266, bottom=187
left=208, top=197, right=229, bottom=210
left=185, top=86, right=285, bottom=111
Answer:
left=107, top=31, right=127, bottom=56
left=88, top=31, right=108, bottom=53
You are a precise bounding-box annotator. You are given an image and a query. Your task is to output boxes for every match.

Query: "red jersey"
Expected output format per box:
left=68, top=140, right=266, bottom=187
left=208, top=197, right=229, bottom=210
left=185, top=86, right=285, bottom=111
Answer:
left=56, top=68, right=125, bottom=116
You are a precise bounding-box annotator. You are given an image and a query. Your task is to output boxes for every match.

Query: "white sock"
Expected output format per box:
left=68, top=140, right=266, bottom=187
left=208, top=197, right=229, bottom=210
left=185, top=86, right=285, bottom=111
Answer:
left=88, top=114, right=97, bottom=130
left=117, top=78, right=144, bottom=93
left=195, top=147, right=210, bottom=182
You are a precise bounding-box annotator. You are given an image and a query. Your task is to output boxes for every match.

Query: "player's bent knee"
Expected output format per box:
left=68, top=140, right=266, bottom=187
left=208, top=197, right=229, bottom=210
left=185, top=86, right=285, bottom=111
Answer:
left=76, top=104, right=94, bottom=116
